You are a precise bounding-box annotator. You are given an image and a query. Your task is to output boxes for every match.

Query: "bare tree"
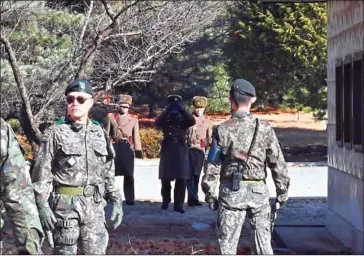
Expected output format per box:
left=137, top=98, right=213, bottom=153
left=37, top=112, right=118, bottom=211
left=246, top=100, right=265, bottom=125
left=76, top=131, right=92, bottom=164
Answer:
left=91, top=1, right=225, bottom=91
left=1, top=0, right=225, bottom=146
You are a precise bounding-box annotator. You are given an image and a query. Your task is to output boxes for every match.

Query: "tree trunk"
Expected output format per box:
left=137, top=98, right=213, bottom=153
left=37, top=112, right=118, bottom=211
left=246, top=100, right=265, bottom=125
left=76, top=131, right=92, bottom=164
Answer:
left=0, top=35, right=42, bottom=145
left=149, top=102, right=158, bottom=118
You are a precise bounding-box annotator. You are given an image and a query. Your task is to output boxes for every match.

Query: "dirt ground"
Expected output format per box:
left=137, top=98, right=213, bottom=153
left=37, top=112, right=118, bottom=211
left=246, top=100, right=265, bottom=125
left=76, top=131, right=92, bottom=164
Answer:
left=0, top=201, right=293, bottom=255
left=139, top=110, right=328, bottom=162
left=0, top=111, right=327, bottom=255
left=250, top=111, right=327, bottom=162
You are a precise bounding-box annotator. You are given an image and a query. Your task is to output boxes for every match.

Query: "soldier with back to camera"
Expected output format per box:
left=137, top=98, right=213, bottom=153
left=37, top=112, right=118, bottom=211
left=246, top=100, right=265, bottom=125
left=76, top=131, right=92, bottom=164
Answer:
left=201, top=79, right=290, bottom=255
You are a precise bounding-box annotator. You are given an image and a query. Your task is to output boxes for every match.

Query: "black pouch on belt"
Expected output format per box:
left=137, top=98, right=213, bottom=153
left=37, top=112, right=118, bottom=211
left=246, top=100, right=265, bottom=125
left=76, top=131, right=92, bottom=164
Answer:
left=232, top=172, right=242, bottom=191
left=94, top=184, right=105, bottom=203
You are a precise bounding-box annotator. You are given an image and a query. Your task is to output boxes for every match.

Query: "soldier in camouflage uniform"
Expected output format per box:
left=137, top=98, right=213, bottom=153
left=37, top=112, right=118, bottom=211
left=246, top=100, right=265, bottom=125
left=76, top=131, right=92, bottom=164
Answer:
left=155, top=95, right=196, bottom=213
left=32, top=79, right=122, bottom=255
left=0, top=118, right=44, bottom=254
left=201, top=79, right=290, bottom=255
left=186, top=96, right=213, bottom=207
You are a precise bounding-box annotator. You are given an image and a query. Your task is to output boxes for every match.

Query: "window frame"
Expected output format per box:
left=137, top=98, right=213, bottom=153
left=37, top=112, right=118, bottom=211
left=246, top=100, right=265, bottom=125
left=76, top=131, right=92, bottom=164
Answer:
left=335, top=58, right=344, bottom=147
left=343, top=55, right=353, bottom=149
left=352, top=51, right=363, bottom=152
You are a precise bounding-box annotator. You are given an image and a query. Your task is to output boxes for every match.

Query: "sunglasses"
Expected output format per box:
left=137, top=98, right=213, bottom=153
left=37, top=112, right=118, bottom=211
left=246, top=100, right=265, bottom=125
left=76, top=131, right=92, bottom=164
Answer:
left=119, top=106, right=129, bottom=109
left=66, top=96, right=92, bottom=104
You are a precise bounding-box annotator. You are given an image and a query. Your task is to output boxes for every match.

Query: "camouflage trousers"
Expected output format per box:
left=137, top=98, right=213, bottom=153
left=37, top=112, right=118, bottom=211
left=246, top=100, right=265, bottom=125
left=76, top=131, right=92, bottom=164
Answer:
left=216, top=182, right=273, bottom=255
left=49, top=193, right=109, bottom=255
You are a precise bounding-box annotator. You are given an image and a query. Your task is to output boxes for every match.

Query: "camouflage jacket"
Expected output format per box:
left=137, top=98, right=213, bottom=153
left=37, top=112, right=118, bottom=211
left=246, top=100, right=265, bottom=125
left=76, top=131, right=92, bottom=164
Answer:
left=31, top=120, right=117, bottom=203
left=201, top=110, right=290, bottom=203
left=0, top=118, right=44, bottom=254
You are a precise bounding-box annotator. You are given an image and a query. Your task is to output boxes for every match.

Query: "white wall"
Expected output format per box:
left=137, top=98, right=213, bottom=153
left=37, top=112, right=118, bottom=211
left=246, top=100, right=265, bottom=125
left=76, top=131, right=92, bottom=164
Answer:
left=327, top=1, right=364, bottom=254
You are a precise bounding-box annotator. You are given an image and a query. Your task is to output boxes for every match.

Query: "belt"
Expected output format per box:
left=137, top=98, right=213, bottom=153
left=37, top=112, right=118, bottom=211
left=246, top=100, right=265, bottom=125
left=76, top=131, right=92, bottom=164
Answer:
left=56, top=185, right=95, bottom=197
left=240, top=180, right=264, bottom=184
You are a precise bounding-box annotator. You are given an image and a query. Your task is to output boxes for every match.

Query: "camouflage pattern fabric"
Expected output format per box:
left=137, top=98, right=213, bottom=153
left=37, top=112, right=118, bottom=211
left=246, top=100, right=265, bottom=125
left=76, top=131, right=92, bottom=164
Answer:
left=32, top=120, right=120, bottom=254
left=217, top=182, right=272, bottom=254
left=0, top=118, right=44, bottom=254
left=201, top=110, right=290, bottom=255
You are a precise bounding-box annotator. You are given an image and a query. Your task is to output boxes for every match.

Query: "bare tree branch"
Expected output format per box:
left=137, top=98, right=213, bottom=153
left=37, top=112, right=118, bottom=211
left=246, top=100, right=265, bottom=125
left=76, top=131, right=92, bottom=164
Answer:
left=0, top=34, right=42, bottom=143
left=104, top=31, right=141, bottom=41
left=76, top=0, right=141, bottom=79
left=77, top=0, right=94, bottom=55
left=100, top=0, right=115, bottom=21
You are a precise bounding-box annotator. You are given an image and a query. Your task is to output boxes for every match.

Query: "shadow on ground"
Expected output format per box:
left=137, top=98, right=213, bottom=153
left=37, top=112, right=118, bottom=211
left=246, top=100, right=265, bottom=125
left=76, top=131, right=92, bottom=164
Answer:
left=1, top=199, right=353, bottom=255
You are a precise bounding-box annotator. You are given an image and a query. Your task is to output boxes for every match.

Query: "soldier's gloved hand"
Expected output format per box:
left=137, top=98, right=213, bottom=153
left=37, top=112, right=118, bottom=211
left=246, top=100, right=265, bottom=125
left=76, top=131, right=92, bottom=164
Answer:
left=135, top=150, right=143, bottom=159
left=37, top=201, right=57, bottom=231
left=207, top=197, right=218, bottom=211
left=105, top=193, right=123, bottom=231
left=273, top=199, right=286, bottom=211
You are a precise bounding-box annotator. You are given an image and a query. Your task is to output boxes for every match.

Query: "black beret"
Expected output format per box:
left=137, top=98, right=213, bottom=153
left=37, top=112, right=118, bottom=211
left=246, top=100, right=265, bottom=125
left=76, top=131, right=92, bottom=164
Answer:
left=167, top=95, right=182, bottom=104
left=230, top=79, right=256, bottom=97
left=65, top=79, right=93, bottom=96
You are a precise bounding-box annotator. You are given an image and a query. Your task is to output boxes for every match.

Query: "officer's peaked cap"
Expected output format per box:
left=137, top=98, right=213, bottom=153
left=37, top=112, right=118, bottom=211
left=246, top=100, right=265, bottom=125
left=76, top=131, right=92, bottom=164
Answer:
left=167, top=95, right=182, bottom=104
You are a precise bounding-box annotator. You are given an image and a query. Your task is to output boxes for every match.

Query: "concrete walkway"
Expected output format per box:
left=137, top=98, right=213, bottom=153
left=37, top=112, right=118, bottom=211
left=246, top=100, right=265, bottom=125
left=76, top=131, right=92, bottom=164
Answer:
left=126, top=159, right=328, bottom=200
left=115, top=159, right=352, bottom=254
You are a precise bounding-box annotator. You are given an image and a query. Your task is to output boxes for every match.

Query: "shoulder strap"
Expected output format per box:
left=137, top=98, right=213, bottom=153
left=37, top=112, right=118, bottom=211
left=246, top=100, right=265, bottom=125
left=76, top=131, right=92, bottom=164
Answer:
left=247, top=118, right=259, bottom=160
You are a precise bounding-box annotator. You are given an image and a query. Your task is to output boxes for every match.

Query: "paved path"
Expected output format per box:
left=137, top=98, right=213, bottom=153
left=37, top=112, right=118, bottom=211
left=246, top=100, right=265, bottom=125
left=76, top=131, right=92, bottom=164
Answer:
left=116, top=159, right=328, bottom=202
left=116, top=160, right=352, bottom=254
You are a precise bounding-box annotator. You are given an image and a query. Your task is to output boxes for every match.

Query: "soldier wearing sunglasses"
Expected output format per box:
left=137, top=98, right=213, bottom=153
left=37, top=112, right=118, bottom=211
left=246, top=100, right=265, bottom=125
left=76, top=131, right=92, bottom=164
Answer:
left=113, top=94, right=143, bottom=206
left=31, top=79, right=122, bottom=255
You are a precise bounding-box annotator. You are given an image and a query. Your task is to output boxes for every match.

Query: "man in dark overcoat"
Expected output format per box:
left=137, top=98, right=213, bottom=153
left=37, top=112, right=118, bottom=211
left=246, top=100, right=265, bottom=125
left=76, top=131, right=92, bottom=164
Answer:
left=155, top=95, right=195, bottom=213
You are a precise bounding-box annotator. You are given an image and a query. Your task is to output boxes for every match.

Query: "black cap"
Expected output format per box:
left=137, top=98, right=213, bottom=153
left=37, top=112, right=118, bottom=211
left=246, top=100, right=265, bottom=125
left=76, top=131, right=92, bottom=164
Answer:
left=65, top=79, right=93, bottom=96
left=167, top=95, right=182, bottom=104
left=230, top=79, right=256, bottom=97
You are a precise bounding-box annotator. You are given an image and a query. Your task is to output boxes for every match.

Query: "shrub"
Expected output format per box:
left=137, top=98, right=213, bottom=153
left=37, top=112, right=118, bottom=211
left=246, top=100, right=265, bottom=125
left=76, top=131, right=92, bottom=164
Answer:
left=16, top=134, right=33, bottom=160
left=205, top=99, right=230, bottom=115
left=7, top=118, right=22, bottom=134
left=139, top=128, right=163, bottom=159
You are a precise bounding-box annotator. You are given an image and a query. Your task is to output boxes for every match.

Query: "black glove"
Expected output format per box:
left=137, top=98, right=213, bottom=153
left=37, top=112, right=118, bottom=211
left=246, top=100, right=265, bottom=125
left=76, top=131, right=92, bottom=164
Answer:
left=167, top=103, right=183, bottom=112
left=135, top=150, right=143, bottom=159
left=207, top=197, right=218, bottom=211
left=37, top=201, right=57, bottom=231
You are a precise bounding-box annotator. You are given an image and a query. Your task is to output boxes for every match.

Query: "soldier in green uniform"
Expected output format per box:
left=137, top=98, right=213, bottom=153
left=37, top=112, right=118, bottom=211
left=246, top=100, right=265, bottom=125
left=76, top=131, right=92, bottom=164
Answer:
left=201, top=79, right=290, bottom=255
left=1, top=118, right=44, bottom=254
left=32, top=79, right=122, bottom=255
left=186, top=96, right=213, bottom=206
left=113, top=94, right=143, bottom=205
left=90, top=91, right=118, bottom=140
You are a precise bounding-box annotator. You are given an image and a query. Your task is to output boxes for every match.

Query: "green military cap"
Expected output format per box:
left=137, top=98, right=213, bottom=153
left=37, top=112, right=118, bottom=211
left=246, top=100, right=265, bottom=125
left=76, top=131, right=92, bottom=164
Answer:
left=192, top=96, right=208, bottom=108
left=167, top=95, right=182, bottom=104
left=118, top=94, right=132, bottom=105
left=230, top=79, right=256, bottom=97
left=65, top=79, right=93, bottom=96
